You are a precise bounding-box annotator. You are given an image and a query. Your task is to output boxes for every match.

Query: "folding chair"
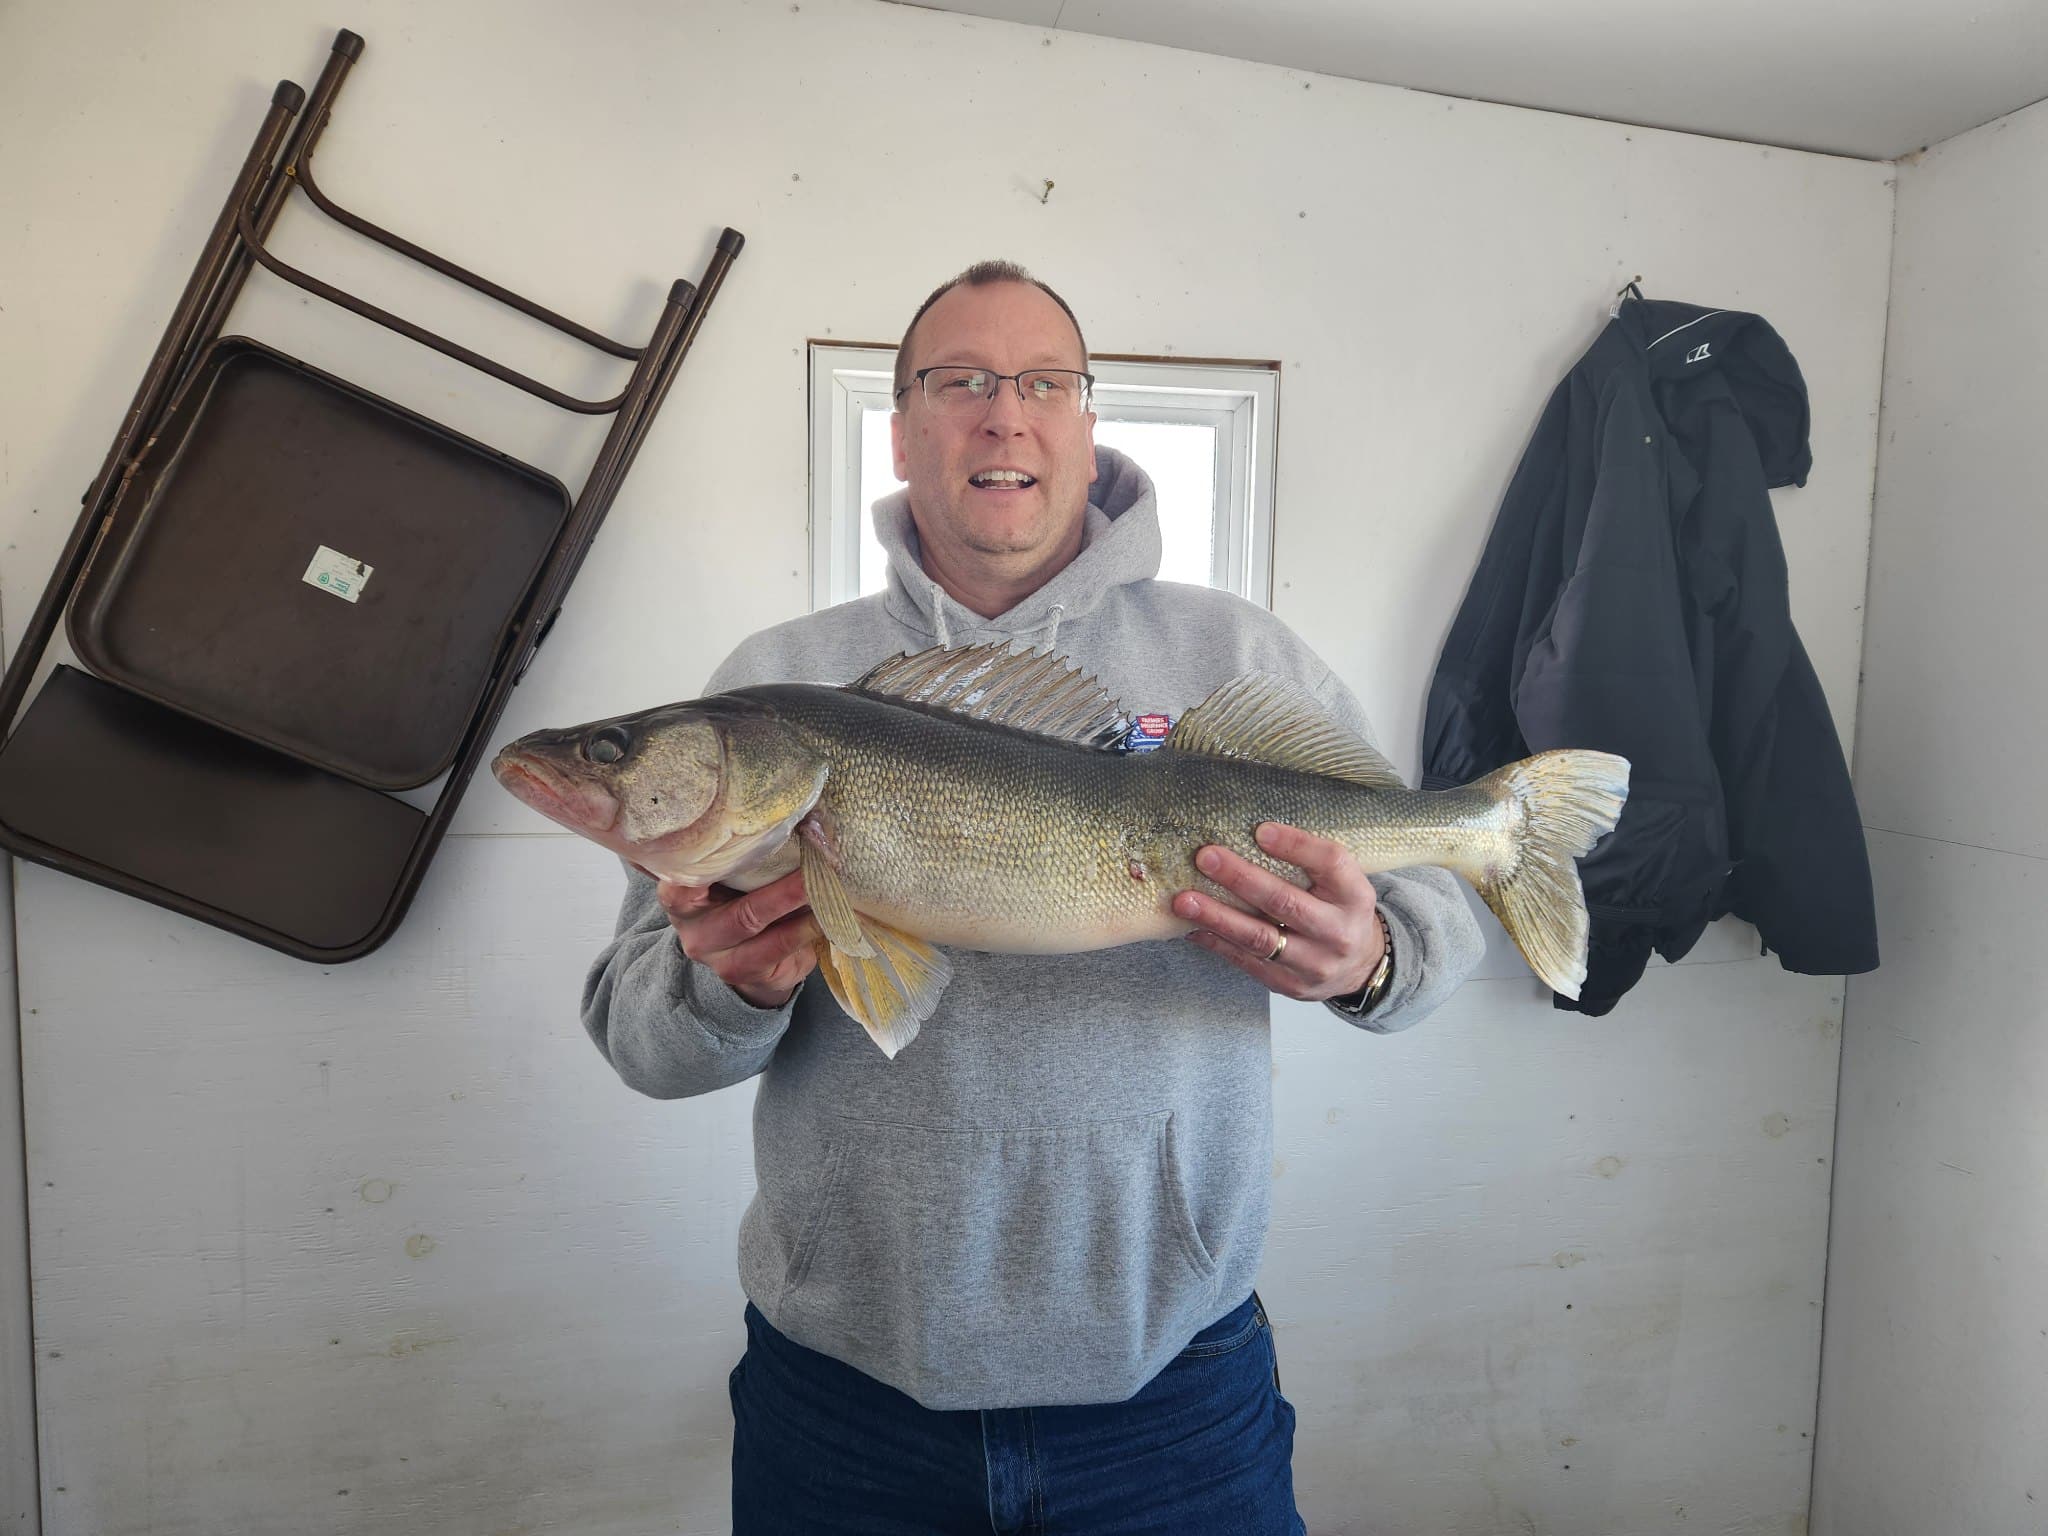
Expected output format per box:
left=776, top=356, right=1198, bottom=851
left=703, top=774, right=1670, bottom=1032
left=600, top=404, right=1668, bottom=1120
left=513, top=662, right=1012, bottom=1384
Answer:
left=0, top=28, right=744, bottom=960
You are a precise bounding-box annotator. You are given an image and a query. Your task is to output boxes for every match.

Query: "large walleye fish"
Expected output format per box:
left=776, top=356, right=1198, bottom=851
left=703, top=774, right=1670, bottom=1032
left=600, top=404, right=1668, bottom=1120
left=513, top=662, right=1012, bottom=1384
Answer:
left=492, top=643, right=1628, bottom=1057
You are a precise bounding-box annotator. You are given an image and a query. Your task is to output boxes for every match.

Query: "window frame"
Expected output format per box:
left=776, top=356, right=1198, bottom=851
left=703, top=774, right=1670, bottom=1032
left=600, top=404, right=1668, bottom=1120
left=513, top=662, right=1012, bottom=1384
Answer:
left=808, top=344, right=1279, bottom=612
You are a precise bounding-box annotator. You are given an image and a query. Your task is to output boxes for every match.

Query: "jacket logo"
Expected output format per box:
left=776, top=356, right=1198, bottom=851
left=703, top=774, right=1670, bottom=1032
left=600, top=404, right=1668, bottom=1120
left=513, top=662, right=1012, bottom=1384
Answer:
left=1685, top=342, right=1712, bottom=364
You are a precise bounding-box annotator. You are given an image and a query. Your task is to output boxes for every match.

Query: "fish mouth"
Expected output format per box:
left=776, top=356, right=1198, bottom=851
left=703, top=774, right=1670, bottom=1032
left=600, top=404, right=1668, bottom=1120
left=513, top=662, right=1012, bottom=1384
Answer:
left=490, top=748, right=620, bottom=835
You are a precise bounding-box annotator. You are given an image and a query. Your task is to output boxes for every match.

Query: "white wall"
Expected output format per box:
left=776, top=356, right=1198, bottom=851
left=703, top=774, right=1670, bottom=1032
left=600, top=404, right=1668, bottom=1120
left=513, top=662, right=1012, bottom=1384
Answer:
left=1812, top=97, right=2048, bottom=1536
left=0, top=1, right=1892, bottom=1531
left=2, top=860, right=36, bottom=1534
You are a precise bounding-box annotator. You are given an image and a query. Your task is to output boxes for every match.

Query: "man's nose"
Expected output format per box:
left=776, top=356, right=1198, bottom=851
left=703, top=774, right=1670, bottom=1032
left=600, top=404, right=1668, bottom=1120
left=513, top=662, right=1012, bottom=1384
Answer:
left=979, top=380, right=1030, bottom=433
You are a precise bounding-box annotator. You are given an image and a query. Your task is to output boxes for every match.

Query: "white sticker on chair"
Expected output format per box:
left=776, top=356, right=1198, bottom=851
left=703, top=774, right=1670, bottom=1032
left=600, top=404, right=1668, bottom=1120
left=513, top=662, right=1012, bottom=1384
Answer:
left=302, top=545, right=374, bottom=603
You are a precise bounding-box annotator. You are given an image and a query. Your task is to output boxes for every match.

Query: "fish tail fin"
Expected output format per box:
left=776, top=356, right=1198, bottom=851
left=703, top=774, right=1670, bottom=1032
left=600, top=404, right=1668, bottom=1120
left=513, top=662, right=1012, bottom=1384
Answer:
left=1468, top=751, right=1630, bottom=999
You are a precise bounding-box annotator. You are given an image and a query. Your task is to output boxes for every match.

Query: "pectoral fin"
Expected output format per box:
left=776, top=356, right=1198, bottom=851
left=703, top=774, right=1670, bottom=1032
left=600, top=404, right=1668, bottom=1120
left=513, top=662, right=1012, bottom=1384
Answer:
left=798, top=830, right=951, bottom=1057
left=799, top=824, right=875, bottom=958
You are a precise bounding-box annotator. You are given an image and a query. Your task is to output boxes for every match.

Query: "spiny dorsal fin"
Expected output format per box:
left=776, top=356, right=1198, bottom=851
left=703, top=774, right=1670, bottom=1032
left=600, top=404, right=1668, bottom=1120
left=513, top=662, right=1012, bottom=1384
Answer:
left=1165, top=675, right=1407, bottom=788
left=851, top=642, right=1131, bottom=748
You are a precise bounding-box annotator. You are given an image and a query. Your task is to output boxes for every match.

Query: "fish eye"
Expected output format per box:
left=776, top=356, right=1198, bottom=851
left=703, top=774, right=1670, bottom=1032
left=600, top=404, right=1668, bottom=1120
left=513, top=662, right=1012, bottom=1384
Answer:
left=584, top=726, right=633, bottom=765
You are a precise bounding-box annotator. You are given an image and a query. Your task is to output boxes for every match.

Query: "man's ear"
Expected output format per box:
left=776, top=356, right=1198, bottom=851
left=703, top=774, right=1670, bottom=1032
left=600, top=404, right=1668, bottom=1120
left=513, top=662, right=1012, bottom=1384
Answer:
left=890, top=407, right=909, bottom=482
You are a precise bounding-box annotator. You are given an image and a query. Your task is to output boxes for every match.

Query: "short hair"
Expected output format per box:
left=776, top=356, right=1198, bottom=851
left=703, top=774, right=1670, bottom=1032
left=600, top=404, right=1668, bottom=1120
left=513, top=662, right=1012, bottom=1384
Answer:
left=892, top=260, right=1090, bottom=400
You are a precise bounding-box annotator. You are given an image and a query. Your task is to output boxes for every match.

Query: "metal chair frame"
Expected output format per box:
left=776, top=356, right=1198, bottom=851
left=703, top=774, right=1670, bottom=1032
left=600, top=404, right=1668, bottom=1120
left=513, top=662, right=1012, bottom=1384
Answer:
left=0, top=28, right=744, bottom=960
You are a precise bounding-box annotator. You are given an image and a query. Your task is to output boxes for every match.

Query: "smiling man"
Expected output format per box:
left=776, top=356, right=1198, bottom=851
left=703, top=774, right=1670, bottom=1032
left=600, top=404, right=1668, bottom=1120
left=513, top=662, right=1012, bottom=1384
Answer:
left=887, top=275, right=1096, bottom=616
left=580, top=261, right=1485, bottom=1534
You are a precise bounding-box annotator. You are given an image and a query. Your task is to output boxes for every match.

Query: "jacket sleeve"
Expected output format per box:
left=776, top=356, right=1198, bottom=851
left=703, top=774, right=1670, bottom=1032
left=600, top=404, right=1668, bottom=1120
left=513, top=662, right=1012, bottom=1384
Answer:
left=578, top=645, right=805, bottom=1099
left=1685, top=382, right=1878, bottom=978
left=1721, top=638, right=1879, bottom=975
left=1421, top=383, right=1570, bottom=787
left=1314, top=670, right=1486, bottom=1034
left=1521, top=381, right=1741, bottom=1013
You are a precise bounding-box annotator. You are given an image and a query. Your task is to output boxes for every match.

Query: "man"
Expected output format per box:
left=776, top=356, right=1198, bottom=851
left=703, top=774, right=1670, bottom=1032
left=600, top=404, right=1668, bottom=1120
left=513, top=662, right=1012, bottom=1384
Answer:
left=582, top=262, right=1485, bottom=1533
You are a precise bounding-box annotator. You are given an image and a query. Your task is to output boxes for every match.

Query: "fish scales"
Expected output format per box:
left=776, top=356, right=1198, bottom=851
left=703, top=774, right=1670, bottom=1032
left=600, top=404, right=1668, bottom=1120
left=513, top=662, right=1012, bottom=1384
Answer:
left=751, top=683, right=1508, bottom=954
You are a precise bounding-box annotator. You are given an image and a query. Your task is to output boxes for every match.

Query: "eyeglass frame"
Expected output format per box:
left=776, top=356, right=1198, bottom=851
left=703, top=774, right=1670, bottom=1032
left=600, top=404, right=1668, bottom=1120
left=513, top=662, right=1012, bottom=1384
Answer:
left=892, top=365, right=1097, bottom=414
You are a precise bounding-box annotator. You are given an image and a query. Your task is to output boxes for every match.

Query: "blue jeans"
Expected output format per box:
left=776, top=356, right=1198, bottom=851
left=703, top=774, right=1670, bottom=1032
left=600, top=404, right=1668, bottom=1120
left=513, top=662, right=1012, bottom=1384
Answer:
left=729, top=1293, right=1305, bottom=1534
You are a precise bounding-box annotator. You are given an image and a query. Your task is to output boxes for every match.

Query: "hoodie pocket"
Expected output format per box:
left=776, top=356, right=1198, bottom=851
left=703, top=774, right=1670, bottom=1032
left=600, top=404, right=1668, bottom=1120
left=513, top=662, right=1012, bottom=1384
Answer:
left=777, top=1109, right=1218, bottom=1401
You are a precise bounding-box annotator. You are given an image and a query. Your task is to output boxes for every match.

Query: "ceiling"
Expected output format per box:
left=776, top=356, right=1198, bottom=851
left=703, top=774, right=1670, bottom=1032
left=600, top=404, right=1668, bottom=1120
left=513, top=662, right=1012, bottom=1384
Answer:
left=887, top=0, right=2048, bottom=160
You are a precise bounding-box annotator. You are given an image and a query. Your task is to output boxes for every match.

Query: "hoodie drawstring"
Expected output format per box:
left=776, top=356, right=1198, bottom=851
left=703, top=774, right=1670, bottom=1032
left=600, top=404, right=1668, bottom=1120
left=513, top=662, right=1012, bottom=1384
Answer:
left=926, top=581, right=1062, bottom=652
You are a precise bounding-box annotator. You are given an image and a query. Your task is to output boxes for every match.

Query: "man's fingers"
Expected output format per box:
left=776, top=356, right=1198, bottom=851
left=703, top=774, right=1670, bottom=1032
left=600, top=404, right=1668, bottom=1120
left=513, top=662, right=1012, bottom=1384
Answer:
left=1176, top=892, right=1343, bottom=990
left=655, top=879, right=716, bottom=920
left=1172, top=885, right=1294, bottom=957
left=1252, top=822, right=1372, bottom=903
left=766, top=943, right=822, bottom=994
left=719, top=917, right=823, bottom=1010
left=757, top=947, right=824, bottom=1010
left=1186, top=930, right=1316, bottom=1000
left=1174, top=828, right=1384, bottom=1000
left=663, top=868, right=812, bottom=956
left=1187, top=842, right=1332, bottom=940
left=656, top=870, right=821, bottom=1008
left=721, top=910, right=823, bottom=984
left=718, top=870, right=814, bottom=945
left=729, top=908, right=822, bottom=968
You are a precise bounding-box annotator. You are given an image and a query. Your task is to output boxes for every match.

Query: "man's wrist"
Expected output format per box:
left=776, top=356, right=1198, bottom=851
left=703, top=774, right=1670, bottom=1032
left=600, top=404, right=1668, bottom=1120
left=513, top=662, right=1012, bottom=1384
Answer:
left=1328, top=909, right=1395, bottom=1015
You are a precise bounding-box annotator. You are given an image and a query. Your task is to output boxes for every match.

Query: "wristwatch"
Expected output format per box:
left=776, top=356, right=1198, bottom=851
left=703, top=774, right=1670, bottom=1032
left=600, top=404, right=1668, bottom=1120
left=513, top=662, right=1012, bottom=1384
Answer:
left=1328, top=909, right=1395, bottom=1016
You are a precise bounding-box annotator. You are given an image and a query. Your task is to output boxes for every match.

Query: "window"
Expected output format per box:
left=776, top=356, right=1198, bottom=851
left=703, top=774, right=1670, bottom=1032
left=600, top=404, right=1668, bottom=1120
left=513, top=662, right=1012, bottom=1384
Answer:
left=808, top=345, right=1278, bottom=612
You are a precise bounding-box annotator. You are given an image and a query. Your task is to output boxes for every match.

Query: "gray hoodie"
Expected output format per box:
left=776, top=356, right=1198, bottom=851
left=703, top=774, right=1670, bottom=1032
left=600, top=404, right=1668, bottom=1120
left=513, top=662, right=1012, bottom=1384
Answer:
left=581, top=447, right=1485, bottom=1409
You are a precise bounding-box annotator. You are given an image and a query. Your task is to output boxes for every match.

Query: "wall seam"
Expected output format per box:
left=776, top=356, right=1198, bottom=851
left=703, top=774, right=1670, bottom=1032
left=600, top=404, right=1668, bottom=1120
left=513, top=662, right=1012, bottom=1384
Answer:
left=1806, top=146, right=1907, bottom=1536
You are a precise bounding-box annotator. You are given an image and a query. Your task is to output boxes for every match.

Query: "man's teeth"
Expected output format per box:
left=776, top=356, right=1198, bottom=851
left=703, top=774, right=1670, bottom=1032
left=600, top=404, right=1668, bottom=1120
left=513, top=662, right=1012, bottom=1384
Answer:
left=971, top=470, right=1036, bottom=487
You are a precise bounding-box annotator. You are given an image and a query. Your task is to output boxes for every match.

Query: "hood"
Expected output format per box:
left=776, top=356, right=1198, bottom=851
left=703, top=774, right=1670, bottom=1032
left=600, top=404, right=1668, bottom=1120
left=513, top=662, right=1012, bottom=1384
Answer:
left=1616, top=298, right=1814, bottom=488
left=871, top=444, right=1162, bottom=651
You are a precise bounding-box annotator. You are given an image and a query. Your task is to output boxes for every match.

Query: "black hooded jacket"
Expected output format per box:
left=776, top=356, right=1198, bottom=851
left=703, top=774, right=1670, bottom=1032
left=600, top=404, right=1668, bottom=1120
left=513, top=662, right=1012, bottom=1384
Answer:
left=1421, top=297, right=1879, bottom=1014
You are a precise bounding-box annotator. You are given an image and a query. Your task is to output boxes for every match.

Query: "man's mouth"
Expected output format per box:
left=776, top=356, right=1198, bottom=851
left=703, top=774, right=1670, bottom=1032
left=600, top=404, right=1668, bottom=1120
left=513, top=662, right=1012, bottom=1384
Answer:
left=968, top=469, right=1037, bottom=491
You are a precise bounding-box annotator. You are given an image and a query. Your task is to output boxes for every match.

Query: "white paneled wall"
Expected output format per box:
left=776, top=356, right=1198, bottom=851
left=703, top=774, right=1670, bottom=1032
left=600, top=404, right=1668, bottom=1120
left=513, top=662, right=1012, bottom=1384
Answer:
left=1813, top=96, right=2048, bottom=1536
left=0, top=0, right=1892, bottom=1530
left=1, top=863, right=35, bottom=1536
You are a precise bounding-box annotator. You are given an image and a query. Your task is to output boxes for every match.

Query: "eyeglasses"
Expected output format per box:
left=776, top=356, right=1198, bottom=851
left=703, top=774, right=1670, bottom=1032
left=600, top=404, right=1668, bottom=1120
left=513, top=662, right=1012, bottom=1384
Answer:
left=895, top=366, right=1095, bottom=416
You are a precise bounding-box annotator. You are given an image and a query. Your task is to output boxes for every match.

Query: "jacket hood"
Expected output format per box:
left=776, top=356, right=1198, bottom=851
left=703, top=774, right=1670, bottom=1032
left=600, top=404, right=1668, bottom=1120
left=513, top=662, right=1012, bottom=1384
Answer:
left=871, top=443, right=1162, bottom=649
left=1616, top=298, right=1814, bottom=488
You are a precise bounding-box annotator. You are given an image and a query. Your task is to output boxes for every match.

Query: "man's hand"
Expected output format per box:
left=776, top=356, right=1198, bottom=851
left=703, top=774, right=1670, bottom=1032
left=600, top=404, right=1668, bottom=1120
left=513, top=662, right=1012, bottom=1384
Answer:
left=1172, top=823, right=1385, bottom=1002
left=656, top=867, right=820, bottom=1009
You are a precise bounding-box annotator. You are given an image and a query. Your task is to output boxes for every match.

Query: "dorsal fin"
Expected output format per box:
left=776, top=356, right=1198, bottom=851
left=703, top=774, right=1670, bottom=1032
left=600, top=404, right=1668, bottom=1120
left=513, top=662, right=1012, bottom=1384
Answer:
left=851, top=642, right=1131, bottom=748
left=1164, top=674, right=1407, bottom=788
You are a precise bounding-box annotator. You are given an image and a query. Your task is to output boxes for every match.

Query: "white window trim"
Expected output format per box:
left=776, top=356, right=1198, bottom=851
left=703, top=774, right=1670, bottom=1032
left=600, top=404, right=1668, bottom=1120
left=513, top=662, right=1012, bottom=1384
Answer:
left=807, top=350, right=895, bottom=613
left=808, top=345, right=1279, bottom=612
